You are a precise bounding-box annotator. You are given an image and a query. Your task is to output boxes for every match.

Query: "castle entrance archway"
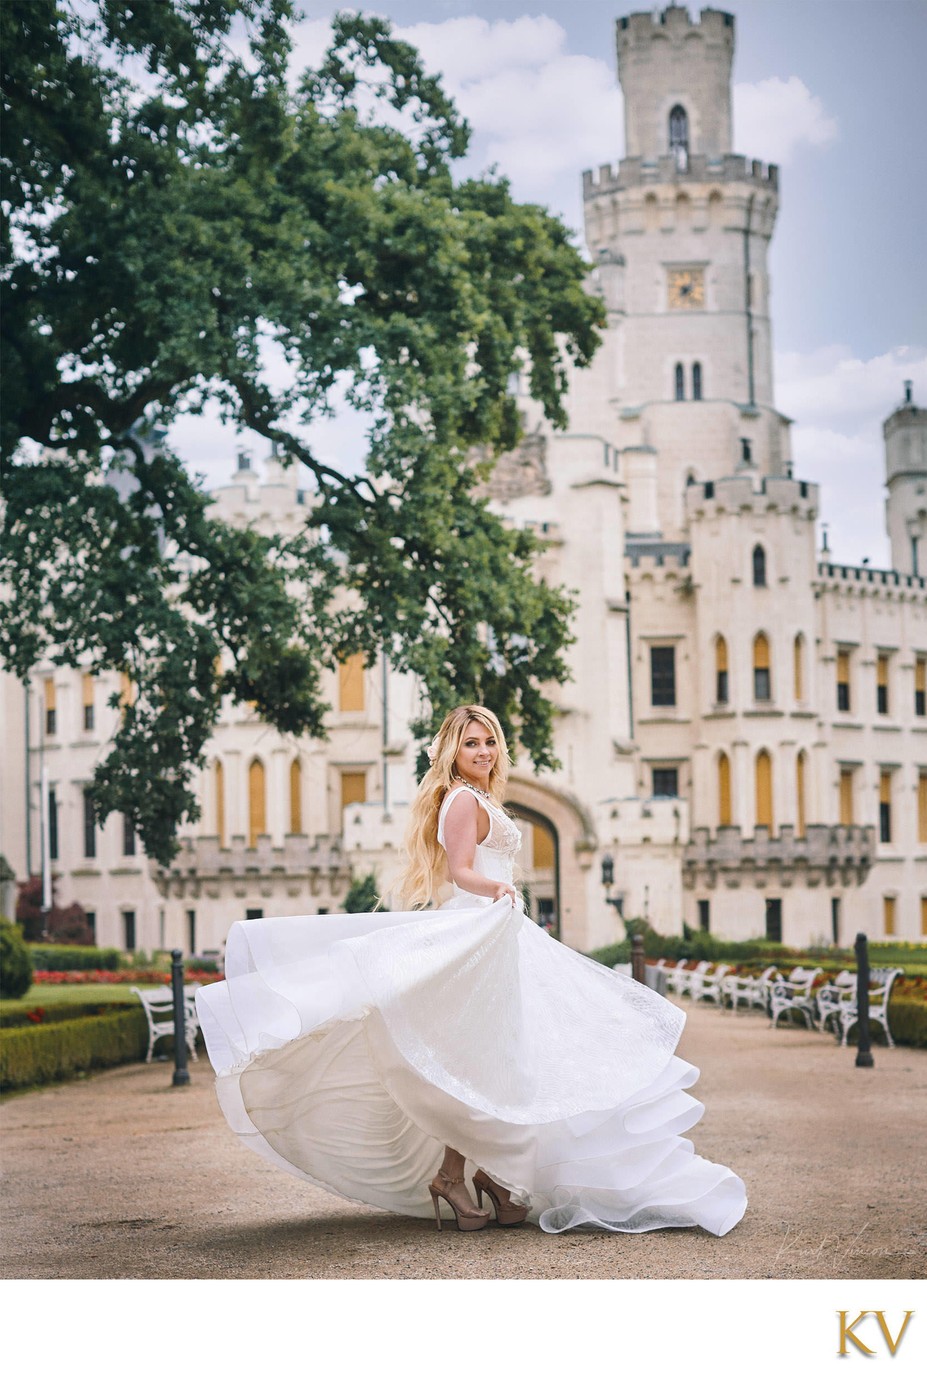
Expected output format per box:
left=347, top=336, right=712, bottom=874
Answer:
left=505, top=779, right=595, bottom=949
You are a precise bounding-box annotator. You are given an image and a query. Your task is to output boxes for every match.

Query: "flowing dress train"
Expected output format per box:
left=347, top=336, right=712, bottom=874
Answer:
left=195, top=785, right=747, bottom=1235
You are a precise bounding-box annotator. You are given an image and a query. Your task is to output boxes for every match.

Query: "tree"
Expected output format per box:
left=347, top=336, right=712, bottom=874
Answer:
left=15, top=875, right=93, bottom=944
left=342, top=873, right=386, bottom=914
left=1, top=2, right=604, bottom=865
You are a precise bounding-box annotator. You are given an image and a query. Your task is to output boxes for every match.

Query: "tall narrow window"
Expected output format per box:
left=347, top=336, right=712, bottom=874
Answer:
left=793, top=634, right=804, bottom=702
left=248, top=758, right=266, bottom=847
left=338, top=653, right=366, bottom=712
left=883, top=897, right=896, bottom=938
left=919, top=771, right=927, bottom=843
left=215, top=760, right=226, bottom=847
left=718, top=752, right=732, bottom=827
left=838, top=768, right=854, bottom=826
left=123, top=814, right=136, bottom=856
left=692, top=362, right=702, bottom=400
left=796, top=752, right=807, bottom=837
left=915, top=656, right=926, bottom=716
left=765, top=898, right=782, bottom=944
left=187, top=909, right=196, bottom=957
left=755, top=750, right=773, bottom=829
left=82, top=672, right=95, bottom=731
left=83, top=789, right=96, bottom=858
left=876, top=654, right=889, bottom=715
left=290, top=758, right=303, bottom=834
left=44, top=678, right=56, bottom=736
left=341, top=770, right=367, bottom=814
left=668, top=104, right=689, bottom=170
left=753, top=633, right=771, bottom=701
left=698, top=899, right=710, bottom=931
left=674, top=362, right=685, bottom=401
left=48, top=788, right=59, bottom=861
left=879, top=770, right=892, bottom=843
left=752, top=545, right=767, bottom=587
left=650, top=646, right=676, bottom=707
left=123, top=910, right=136, bottom=951
left=715, top=636, right=729, bottom=704
left=836, top=650, right=851, bottom=712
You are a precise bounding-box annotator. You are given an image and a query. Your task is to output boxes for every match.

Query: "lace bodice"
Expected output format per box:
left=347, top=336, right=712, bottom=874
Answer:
left=437, top=784, right=521, bottom=906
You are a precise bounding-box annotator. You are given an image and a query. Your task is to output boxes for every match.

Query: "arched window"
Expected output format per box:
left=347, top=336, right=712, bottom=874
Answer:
left=215, top=759, right=226, bottom=847
left=753, top=633, right=771, bottom=701
left=290, top=758, right=303, bottom=835
left=715, top=635, right=729, bottom=704
left=674, top=363, right=685, bottom=401
left=793, top=634, right=805, bottom=702
left=669, top=104, right=689, bottom=170
left=718, top=752, right=732, bottom=827
left=752, top=544, right=767, bottom=587
left=692, top=362, right=702, bottom=400
left=248, top=757, right=266, bottom=848
left=796, top=751, right=807, bottom=837
left=756, top=750, right=773, bottom=829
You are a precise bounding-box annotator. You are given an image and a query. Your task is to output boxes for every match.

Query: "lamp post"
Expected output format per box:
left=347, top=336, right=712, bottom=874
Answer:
left=854, top=933, right=874, bottom=1069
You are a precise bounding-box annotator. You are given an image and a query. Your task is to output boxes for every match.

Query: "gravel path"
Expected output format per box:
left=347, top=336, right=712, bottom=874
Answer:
left=2, top=1000, right=924, bottom=1280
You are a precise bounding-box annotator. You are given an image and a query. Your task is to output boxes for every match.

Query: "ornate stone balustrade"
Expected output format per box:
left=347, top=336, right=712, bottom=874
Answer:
left=683, top=824, right=876, bottom=890
left=152, top=834, right=349, bottom=900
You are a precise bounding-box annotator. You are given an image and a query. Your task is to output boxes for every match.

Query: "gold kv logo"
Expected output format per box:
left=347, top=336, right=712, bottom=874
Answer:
left=837, top=1311, right=914, bottom=1357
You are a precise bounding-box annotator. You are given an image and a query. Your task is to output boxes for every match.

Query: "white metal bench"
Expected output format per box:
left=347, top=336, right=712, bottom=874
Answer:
left=676, top=960, right=711, bottom=998
left=131, top=985, right=200, bottom=1064
left=815, top=970, right=856, bottom=1033
left=768, top=968, right=822, bottom=1029
left=835, top=968, right=904, bottom=1048
left=691, top=962, right=732, bottom=1005
left=722, top=966, right=781, bottom=1013
left=663, top=959, right=690, bottom=994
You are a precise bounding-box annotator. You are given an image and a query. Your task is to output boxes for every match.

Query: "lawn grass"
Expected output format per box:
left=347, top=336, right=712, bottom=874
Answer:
left=0, top=983, right=138, bottom=1016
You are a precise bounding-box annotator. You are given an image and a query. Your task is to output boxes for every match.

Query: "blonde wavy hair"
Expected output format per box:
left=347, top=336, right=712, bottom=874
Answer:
left=395, top=705, right=511, bottom=909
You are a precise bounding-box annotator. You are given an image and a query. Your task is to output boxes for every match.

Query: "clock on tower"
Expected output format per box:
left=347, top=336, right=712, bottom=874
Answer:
left=667, top=267, right=705, bottom=310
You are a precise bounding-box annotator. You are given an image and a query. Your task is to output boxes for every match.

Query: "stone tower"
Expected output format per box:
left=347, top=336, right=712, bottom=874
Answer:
left=582, top=6, right=788, bottom=541
left=884, top=381, right=927, bottom=575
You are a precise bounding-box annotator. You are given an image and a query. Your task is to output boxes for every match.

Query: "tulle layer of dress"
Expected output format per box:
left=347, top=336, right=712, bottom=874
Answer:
left=195, top=895, right=747, bottom=1237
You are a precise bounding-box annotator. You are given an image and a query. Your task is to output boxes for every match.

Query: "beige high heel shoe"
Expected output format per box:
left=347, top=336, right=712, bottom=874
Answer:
left=428, top=1169, right=491, bottom=1232
left=473, top=1170, right=529, bottom=1227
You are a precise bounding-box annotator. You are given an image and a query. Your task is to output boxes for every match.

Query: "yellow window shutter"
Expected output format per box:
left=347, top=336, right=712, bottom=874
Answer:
left=338, top=653, right=366, bottom=712
left=718, top=753, right=732, bottom=827
left=248, top=758, right=266, bottom=847
left=755, top=750, right=773, bottom=828
left=290, top=759, right=303, bottom=834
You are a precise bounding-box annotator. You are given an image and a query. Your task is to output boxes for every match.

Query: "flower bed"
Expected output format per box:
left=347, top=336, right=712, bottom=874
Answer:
left=32, top=968, right=222, bottom=986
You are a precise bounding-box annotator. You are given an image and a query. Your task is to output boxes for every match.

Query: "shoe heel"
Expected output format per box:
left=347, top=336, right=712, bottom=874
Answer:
left=428, top=1187, right=443, bottom=1232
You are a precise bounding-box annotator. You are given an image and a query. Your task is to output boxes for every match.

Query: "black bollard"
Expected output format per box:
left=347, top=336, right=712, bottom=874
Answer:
left=631, top=933, right=646, bottom=985
left=170, top=948, right=191, bottom=1087
left=854, top=932, right=874, bottom=1069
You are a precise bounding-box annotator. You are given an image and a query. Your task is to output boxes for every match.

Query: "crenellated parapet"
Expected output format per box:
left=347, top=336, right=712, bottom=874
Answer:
left=685, top=474, right=818, bottom=522
left=683, top=823, right=876, bottom=890
left=584, top=154, right=778, bottom=199
left=152, top=833, right=349, bottom=899
left=816, top=560, right=927, bottom=598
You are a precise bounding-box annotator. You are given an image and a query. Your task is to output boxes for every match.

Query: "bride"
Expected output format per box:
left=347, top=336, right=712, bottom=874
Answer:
left=195, top=704, right=747, bottom=1237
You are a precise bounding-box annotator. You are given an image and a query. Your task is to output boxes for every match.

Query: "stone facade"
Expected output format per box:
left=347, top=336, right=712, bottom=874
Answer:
left=3, top=6, right=925, bottom=954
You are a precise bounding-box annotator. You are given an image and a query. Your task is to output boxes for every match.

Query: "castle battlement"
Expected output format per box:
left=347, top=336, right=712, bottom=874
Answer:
left=685, top=474, right=818, bottom=520
left=618, top=7, right=735, bottom=47
left=816, top=561, right=927, bottom=595
left=583, top=154, right=778, bottom=200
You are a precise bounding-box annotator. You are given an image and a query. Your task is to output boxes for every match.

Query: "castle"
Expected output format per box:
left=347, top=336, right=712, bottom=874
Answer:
left=2, top=7, right=925, bottom=954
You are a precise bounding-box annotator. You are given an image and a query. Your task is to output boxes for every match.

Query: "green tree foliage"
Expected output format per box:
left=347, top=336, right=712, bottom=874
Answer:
left=1, top=2, right=604, bottom=864
left=342, top=873, right=386, bottom=914
left=0, top=918, right=34, bottom=999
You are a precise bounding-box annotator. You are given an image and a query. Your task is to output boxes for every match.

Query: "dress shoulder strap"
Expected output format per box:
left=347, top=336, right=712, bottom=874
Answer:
left=437, top=784, right=482, bottom=847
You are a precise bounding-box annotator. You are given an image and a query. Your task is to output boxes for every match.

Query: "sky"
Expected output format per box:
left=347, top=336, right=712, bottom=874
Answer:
left=172, top=0, right=927, bottom=569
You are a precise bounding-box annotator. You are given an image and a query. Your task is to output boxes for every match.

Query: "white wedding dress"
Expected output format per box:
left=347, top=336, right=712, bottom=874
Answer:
left=195, top=785, right=747, bottom=1235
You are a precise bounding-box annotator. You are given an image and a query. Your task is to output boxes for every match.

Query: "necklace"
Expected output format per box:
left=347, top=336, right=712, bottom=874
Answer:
left=453, top=774, right=494, bottom=804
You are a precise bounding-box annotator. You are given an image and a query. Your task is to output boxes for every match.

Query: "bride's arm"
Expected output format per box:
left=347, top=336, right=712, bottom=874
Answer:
left=442, top=794, right=516, bottom=904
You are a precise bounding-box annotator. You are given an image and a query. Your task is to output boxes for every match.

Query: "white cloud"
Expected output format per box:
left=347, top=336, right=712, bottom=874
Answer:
left=775, top=345, right=927, bottom=567
left=734, top=76, right=837, bottom=166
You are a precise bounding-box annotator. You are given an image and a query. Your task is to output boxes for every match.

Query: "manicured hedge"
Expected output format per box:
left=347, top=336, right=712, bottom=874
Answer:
left=28, top=945, right=123, bottom=971
left=0, top=999, right=135, bottom=1030
left=0, top=1007, right=149, bottom=1091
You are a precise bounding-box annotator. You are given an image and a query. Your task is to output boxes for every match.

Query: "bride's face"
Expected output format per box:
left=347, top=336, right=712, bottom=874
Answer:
left=454, top=719, right=498, bottom=786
